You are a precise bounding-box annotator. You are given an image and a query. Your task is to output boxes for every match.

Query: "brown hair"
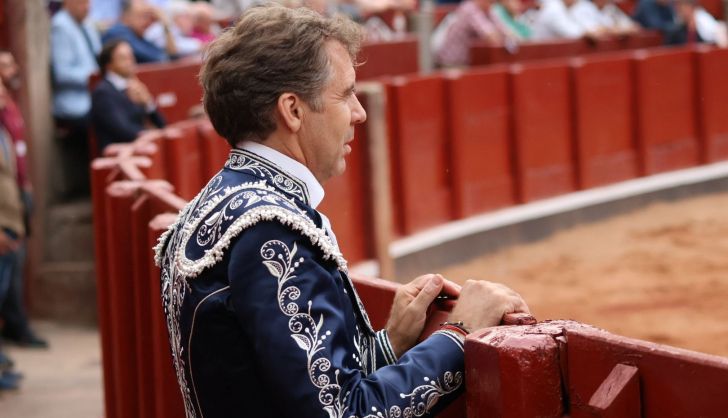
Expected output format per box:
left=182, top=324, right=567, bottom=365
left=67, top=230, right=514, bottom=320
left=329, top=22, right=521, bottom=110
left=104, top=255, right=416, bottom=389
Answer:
left=199, top=5, right=363, bottom=146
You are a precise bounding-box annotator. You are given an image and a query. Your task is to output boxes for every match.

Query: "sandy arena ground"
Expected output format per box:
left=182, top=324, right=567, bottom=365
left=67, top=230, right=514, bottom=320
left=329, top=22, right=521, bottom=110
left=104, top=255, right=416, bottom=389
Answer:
left=442, top=191, right=728, bottom=358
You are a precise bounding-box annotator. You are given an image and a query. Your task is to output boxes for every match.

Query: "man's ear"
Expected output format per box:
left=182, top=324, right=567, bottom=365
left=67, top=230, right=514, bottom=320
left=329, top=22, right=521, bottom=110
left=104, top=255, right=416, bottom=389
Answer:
left=277, top=92, right=303, bottom=133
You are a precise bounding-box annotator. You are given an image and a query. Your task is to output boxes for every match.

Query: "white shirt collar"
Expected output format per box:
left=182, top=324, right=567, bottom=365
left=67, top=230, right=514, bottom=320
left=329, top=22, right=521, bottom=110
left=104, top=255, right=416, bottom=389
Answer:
left=239, top=141, right=325, bottom=209
left=105, top=71, right=128, bottom=91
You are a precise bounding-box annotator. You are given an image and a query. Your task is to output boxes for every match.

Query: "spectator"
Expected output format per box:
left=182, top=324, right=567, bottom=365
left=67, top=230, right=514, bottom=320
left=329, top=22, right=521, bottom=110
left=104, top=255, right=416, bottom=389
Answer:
left=189, top=2, right=220, bottom=44
left=0, top=104, right=24, bottom=392
left=50, top=0, right=101, bottom=134
left=89, top=0, right=123, bottom=28
left=91, top=40, right=166, bottom=151
left=0, top=51, right=47, bottom=350
left=674, top=0, right=728, bottom=45
left=145, top=0, right=204, bottom=57
left=209, top=0, right=258, bottom=19
left=633, top=0, right=682, bottom=43
left=436, top=0, right=506, bottom=67
left=102, top=0, right=178, bottom=63
left=491, top=0, right=534, bottom=41
left=51, top=0, right=101, bottom=198
left=570, top=0, right=639, bottom=35
left=531, top=0, right=604, bottom=40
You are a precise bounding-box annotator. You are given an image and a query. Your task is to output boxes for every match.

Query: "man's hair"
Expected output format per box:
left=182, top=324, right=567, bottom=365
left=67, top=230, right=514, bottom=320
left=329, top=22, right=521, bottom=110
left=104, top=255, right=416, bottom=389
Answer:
left=97, top=39, right=127, bottom=75
left=199, top=5, right=363, bottom=146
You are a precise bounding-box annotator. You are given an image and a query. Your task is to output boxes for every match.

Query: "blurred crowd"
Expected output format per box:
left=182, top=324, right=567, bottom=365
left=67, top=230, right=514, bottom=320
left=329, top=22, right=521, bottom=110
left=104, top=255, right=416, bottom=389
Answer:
left=435, top=0, right=727, bottom=66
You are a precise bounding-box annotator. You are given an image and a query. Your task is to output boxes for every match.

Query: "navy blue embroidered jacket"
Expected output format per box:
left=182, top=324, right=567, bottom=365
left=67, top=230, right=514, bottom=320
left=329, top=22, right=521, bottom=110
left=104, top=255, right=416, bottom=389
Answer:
left=155, top=148, right=466, bottom=418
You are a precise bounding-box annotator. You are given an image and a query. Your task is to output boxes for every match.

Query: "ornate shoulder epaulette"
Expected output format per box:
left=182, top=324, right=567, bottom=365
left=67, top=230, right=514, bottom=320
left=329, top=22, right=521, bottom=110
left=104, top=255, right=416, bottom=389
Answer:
left=154, top=177, right=347, bottom=278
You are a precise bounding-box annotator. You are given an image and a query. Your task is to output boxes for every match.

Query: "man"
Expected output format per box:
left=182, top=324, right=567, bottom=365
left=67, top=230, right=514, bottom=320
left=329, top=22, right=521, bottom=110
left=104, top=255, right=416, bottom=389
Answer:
left=0, top=51, right=46, bottom=349
left=155, top=5, right=529, bottom=418
left=633, top=0, right=682, bottom=43
left=102, top=0, right=178, bottom=63
left=532, top=0, right=603, bottom=40
left=50, top=0, right=102, bottom=125
left=90, top=40, right=166, bottom=151
left=144, top=1, right=204, bottom=58
left=0, top=79, right=26, bottom=391
left=51, top=0, right=101, bottom=196
left=569, top=0, right=640, bottom=35
left=435, top=0, right=507, bottom=67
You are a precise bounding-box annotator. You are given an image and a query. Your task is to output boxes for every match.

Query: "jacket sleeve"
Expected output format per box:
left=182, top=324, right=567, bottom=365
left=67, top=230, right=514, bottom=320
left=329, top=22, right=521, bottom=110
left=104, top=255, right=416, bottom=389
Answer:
left=228, top=221, right=465, bottom=418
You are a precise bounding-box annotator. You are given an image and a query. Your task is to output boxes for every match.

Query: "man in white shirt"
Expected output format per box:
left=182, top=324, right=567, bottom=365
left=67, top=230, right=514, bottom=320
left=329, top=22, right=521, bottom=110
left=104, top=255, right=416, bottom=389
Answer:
left=532, top=0, right=589, bottom=40
left=570, top=0, right=639, bottom=35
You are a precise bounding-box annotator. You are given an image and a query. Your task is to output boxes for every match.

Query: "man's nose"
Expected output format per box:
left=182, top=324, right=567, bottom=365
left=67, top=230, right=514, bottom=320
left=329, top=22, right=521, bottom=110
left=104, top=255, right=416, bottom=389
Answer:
left=351, top=95, right=367, bottom=125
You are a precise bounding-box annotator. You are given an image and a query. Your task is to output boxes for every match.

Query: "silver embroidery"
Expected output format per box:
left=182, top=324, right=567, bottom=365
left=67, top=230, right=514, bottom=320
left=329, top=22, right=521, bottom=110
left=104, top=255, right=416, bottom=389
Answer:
left=262, top=240, right=463, bottom=418
left=227, top=149, right=309, bottom=203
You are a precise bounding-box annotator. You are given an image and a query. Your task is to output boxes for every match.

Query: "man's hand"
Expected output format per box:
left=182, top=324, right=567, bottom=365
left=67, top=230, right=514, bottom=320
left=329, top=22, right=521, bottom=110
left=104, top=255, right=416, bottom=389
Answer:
left=448, top=280, right=530, bottom=332
left=126, top=78, right=154, bottom=107
left=0, top=231, right=18, bottom=256
left=385, top=274, right=460, bottom=357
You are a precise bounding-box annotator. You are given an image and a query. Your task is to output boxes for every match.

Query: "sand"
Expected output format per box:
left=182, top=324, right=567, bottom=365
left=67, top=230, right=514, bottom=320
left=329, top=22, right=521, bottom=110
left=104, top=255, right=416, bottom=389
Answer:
left=441, top=192, right=728, bottom=358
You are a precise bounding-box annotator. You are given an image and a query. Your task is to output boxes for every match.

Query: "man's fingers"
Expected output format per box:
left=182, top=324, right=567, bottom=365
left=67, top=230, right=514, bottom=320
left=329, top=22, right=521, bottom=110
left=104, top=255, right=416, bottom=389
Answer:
left=440, top=278, right=461, bottom=299
left=410, top=275, right=443, bottom=311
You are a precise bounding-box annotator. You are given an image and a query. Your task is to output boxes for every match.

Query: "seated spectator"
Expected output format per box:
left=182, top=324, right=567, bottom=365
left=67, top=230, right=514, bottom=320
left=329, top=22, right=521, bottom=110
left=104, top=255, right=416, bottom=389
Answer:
left=145, top=0, right=203, bottom=57
left=189, top=2, right=220, bottom=44
left=570, top=0, right=639, bottom=35
left=90, top=39, right=166, bottom=151
left=633, top=0, right=683, bottom=43
left=675, top=0, right=728, bottom=46
left=436, top=0, right=506, bottom=67
left=102, top=0, right=178, bottom=63
left=532, top=0, right=604, bottom=40
left=491, top=0, right=534, bottom=41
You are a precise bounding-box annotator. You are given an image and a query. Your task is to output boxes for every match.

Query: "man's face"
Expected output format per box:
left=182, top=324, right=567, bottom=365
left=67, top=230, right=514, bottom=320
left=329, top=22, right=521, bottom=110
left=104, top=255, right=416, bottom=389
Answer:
left=64, top=0, right=90, bottom=22
left=0, top=52, right=20, bottom=90
left=108, top=42, right=137, bottom=78
left=124, top=3, right=157, bottom=36
left=298, top=41, right=367, bottom=183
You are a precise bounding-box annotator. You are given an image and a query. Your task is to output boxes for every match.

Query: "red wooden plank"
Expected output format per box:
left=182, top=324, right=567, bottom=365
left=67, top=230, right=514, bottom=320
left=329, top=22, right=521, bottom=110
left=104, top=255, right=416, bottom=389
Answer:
left=587, top=363, right=641, bottom=418
left=386, top=75, right=453, bottom=234
left=135, top=59, right=203, bottom=123
left=634, top=48, right=699, bottom=174
left=446, top=66, right=517, bottom=218
left=161, top=120, right=205, bottom=200
left=464, top=323, right=565, bottom=418
left=566, top=326, right=728, bottom=418
left=571, top=54, right=639, bottom=188
left=356, top=36, right=419, bottom=80
left=510, top=61, right=577, bottom=202
left=696, top=47, right=728, bottom=162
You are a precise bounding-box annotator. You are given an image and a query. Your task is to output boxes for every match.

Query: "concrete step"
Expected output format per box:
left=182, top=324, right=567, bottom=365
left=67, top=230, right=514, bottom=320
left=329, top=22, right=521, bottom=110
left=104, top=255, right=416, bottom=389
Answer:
left=32, top=261, right=97, bottom=326
left=44, top=198, right=94, bottom=263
